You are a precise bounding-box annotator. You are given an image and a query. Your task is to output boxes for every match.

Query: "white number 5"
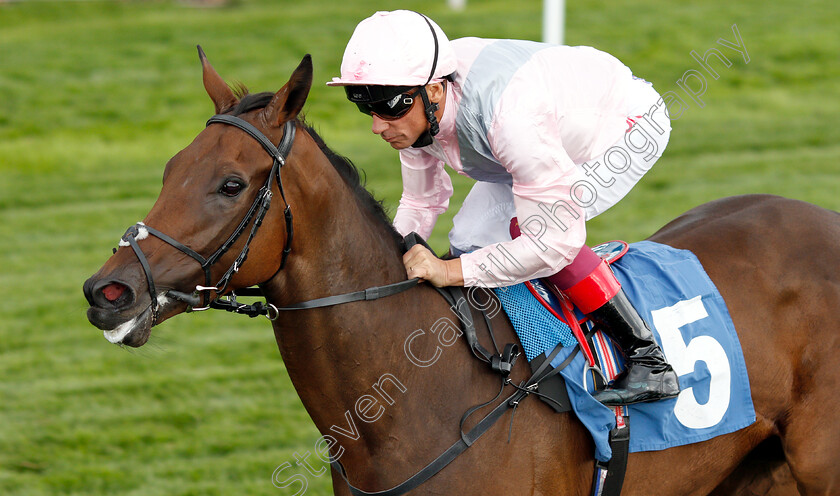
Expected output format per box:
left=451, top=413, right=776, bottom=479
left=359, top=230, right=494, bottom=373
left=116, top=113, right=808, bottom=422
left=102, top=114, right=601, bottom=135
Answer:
left=651, top=296, right=731, bottom=429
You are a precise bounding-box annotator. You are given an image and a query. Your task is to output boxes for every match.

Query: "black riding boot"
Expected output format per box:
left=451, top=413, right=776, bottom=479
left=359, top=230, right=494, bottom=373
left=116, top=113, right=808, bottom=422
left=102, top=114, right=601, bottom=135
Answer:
left=589, top=289, right=680, bottom=406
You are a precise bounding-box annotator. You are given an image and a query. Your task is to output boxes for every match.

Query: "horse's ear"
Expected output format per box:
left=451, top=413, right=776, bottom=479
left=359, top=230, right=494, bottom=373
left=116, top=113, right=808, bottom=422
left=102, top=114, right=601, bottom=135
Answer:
left=263, top=54, right=313, bottom=127
left=198, top=45, right=237, bottom=114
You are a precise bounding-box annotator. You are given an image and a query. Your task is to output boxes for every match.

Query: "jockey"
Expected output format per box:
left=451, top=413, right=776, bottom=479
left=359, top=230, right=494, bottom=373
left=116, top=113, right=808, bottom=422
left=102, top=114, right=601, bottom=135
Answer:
left=328, top=10, right=679, bottom=406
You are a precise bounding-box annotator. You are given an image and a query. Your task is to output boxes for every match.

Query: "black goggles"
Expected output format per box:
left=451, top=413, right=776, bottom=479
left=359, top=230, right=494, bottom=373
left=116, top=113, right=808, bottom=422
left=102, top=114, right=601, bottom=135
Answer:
left=345, top=86, right=421, bottom=120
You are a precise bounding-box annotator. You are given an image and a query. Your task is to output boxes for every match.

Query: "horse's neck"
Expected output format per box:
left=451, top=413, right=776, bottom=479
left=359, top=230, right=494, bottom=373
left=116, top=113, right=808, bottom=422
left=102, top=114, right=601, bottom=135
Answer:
left=260, top=154, right=423, bottom=423
left=257, top=154, right=591, bottom=490
left=270, top=188, right=407, bottom=305
left=260, top=184, right=597, bottom=491
left=259, top=158, right=490, bottom=476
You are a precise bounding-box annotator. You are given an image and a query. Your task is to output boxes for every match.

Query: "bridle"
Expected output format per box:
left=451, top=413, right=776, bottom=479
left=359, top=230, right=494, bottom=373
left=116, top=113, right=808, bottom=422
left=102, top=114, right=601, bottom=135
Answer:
left=119, top=114, right=295, bottom=323
left=118, top=113, right=419, bottom=324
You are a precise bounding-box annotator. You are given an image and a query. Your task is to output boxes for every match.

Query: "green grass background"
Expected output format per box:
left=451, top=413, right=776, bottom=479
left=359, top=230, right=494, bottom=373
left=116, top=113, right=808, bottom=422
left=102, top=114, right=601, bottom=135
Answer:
left=1, top=0, right=837, bottom=494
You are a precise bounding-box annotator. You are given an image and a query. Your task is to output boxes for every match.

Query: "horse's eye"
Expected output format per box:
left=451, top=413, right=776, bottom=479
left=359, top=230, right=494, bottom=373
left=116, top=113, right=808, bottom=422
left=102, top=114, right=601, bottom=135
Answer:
left=219, top=180, right=244, bottom=197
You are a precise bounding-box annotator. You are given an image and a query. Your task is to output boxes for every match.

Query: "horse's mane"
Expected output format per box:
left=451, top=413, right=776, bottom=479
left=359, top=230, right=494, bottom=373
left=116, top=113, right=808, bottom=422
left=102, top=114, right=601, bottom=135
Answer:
left=230, top=91, right=403, bottom=247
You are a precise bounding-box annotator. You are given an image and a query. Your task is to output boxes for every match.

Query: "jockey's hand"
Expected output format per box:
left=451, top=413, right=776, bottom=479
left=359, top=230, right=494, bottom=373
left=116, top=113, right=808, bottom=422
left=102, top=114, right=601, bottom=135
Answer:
left=403, top=245, right=464, bottom=287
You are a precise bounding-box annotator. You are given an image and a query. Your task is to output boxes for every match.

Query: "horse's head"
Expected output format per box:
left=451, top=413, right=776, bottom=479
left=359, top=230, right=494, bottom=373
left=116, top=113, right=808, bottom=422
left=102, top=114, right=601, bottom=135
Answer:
left=83, top=47, right=313, bottom=347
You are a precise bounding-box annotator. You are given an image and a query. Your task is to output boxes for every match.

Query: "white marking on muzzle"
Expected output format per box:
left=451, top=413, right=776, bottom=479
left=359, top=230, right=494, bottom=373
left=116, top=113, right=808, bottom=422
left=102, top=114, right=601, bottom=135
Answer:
left=103, top=316, right=139, bottom=344
left=102, top=296, right=168, bottom=345
left=118, top=222, right=149, bottom=247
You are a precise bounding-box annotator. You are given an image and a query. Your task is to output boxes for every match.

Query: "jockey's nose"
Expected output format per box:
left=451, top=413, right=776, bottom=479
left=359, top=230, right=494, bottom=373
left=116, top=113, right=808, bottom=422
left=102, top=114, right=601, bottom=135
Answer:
left=371, top=115, right=388, bottom=135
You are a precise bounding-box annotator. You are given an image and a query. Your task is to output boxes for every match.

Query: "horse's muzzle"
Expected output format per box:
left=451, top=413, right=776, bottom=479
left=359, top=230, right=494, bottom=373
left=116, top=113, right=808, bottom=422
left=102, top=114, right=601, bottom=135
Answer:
left=83, top=275, right=153, bottom=346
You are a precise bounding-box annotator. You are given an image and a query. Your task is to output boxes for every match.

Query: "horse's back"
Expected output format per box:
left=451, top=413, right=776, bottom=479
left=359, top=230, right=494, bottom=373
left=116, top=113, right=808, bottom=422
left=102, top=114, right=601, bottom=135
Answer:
left=650, top=193, right=840, bottom=256
left=649, top=194, right=840, bottom=494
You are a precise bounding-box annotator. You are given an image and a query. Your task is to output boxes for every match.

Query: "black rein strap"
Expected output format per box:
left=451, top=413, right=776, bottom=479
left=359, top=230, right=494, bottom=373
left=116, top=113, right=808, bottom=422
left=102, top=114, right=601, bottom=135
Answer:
left=196, top=232, right=428, bottom=318
left=274, top=278, right=421, bottom=310
left=170, top=278, right=422, bottom=320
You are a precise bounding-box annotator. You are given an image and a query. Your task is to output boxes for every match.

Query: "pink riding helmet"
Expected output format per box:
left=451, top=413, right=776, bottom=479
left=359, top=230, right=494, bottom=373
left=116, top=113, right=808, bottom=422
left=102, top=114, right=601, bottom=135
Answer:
left=327, top=10, right=457, bottom=88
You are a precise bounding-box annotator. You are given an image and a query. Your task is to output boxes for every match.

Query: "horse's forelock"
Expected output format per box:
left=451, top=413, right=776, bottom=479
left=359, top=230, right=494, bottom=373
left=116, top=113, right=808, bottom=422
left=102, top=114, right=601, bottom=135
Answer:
left=229, top=91, right=274, bottom=116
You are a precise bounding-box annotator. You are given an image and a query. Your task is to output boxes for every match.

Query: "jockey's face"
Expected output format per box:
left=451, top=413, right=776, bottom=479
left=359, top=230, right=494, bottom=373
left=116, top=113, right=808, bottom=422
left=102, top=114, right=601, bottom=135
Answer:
left=370, top=83, right=445, bottom=150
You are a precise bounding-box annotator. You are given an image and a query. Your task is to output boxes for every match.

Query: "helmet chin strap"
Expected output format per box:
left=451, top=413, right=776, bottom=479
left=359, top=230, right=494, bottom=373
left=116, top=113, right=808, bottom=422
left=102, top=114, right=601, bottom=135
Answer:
left=411, top=85, right=440, bottom=148
left=411, top=11, right=443, bottom=149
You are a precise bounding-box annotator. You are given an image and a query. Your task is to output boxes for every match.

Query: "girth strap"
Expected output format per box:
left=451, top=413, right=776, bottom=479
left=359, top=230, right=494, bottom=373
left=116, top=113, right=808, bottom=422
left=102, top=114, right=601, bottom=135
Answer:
left=591, top=409, right=631, bottom=496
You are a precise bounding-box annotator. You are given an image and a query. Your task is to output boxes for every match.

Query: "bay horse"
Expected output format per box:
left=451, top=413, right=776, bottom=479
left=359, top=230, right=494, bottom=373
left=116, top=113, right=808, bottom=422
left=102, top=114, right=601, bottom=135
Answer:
left=83, top=51, right=839, bottom=495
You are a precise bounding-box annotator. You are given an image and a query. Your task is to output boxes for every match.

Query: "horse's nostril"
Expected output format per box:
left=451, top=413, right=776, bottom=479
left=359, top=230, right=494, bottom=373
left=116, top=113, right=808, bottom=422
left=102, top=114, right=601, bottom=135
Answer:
left=103, top=283, right=127, bottom=302
left=87, top=279, right=136, bottom=309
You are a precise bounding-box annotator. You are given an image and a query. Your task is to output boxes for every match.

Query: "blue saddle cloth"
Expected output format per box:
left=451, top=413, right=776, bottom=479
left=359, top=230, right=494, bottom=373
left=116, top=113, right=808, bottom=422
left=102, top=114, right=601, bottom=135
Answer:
left=494, top=241, right=756, bottom=462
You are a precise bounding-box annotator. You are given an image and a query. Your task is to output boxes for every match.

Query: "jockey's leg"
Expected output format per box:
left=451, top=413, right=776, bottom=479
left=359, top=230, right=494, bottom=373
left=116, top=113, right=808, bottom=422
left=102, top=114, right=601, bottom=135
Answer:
left=552, top=249, right=680, bottom=405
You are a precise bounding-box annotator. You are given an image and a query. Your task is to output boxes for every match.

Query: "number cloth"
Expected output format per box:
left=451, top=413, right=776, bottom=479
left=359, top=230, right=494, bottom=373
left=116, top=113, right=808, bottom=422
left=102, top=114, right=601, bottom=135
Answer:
left=496, top=241, right=755, bottom=461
